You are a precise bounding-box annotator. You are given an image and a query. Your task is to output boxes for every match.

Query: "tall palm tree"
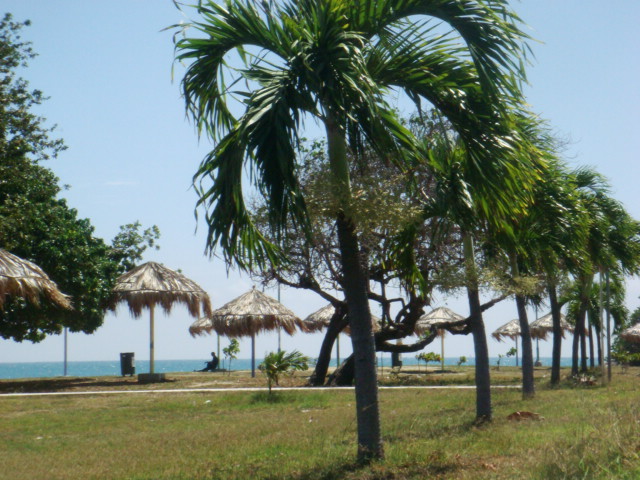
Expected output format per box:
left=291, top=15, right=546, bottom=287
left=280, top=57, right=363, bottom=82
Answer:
left=566, top=168, right=640, bottom=375
left=174, top=0, right=530, bottom=460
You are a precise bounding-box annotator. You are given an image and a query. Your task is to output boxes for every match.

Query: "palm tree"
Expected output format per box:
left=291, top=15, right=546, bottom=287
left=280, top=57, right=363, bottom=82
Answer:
left=566, top=168, right=640, bottom=375
left=174, top=0, right=530, bottom=460
left=259, top=350, right=310, bottom=393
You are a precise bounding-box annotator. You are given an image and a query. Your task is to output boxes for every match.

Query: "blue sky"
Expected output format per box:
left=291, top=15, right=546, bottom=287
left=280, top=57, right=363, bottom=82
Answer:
left=2, top=1, right=639, bottom=366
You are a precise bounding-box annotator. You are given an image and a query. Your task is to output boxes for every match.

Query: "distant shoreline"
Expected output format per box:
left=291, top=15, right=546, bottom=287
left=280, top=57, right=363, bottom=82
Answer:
left=0, top=357, right=575, bottom=380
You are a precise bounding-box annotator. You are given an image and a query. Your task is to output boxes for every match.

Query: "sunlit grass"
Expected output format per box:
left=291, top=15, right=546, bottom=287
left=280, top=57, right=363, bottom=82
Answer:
left=0, top=368, right=639, bottom=479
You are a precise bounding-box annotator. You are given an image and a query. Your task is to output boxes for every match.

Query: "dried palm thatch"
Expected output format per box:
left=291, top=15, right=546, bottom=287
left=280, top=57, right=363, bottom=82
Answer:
left=414, top=307, right=465, bottom=336
left=0, top=249, right=71, bottom=309
left=303, top=303, right=382, bottom=335
left=492, top=319, right=523, bottom=341
left=205, top=287, right=304, bottom=338
left=302, top=303, right=336, bottom=333
left=620, top=323, right=640, bottom=343
left=529, top=312, right=573, bottom=340
left=108, top=261, right=211, bottom=376
left=108, top=262, right=211, bottom=318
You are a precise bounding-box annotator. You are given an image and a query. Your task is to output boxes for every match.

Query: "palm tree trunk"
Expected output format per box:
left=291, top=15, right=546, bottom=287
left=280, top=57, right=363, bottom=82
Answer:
left=326, top=118, right=383, bottom=462
left=463, top=233, right=491, bottom=421
left=548, top=283, right=563, bottom=385
left=588, top=318, right=595, bottom=368
left=510, top=253, right=535, bottom=399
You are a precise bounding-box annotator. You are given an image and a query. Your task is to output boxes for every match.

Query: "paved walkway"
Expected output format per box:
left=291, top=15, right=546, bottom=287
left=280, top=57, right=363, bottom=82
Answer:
left=0, top=385, right=520, bottom=398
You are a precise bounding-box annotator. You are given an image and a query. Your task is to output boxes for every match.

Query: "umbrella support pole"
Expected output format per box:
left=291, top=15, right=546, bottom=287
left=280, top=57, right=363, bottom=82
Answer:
left=150, top=305, right=155, bottom=374
left=251, top=333, right=256, bottom=378
left=440, top=334, right=445, bottom=372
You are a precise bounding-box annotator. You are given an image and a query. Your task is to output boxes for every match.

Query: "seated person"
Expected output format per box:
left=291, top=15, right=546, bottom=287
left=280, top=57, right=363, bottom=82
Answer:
left=197, top=352, right=219, bottom=372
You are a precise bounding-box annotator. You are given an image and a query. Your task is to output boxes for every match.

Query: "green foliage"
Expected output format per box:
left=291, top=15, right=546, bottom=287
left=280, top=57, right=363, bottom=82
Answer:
left=496, top=353, right=505, bottom=370
left=0, top=16, right=160, bottom=342
left=222, top=339, right=240, bottom=374
left=110, top=222, right=160, bottom=272
left=457, top=356, right=467, bottom=367
left=506, top=347, right=517, bottom=358
left=258, top=350, right=309, bottom=393
left=416, top=351, right=442, bottom=366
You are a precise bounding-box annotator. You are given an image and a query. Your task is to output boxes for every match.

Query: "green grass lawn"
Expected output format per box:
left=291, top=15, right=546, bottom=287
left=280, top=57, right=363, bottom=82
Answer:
left=0, top=368, right=638, bottom=479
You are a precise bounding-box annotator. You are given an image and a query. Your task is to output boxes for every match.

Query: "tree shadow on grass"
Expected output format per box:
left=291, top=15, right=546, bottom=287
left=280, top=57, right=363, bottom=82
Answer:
left=264, top=456, right=466, bottom=480
left=0, top=376, right=146, bottom=393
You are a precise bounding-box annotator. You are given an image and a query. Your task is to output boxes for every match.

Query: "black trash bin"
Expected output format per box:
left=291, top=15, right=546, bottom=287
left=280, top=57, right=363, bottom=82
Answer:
left=120, top=352, right=135, bottom=376
left=391, top=352, right=403, bottom=368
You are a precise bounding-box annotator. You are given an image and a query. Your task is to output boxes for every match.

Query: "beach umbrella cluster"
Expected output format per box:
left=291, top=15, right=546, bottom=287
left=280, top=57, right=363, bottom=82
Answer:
left=492, top=313, right=574, bottom=366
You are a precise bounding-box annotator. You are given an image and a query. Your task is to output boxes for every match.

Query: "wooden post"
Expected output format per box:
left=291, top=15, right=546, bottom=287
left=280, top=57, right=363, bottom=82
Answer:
left=251, top=332, right=256, bottom=378
left=150, top=304, right=155, bottom=374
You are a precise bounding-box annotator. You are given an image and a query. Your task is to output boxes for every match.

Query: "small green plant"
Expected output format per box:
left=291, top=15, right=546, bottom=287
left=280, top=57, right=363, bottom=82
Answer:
left=457, top=356, right=467, bottom=367
left=258, top=350, right=309, bottom=393
left=222, top=339, right=240, bottom=375
left=416, top=352, right=442, bottom=372
left=506, top=347, right=517, bottom=359
left=496, top=353, right=504, bottom=370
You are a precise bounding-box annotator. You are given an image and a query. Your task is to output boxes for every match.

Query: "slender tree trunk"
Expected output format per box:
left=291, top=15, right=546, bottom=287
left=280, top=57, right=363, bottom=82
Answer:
left=463, top=234, right=491, bottom=422
left=580, top=314, right=588, bottom=372
left=326, top=118, right=382, bottom=462
left=571, top=323, right=579, bottom=376
left=588, top=317, right=595, bottom=369
left=309, top=312, right=348, bottom=386
left=548, top=283, right=562, bottom=385
left=606, top=272, right=612, bottom=381
left=510, top=253, right=534, bottom=399
left=595, top=322, right=602, bottom=366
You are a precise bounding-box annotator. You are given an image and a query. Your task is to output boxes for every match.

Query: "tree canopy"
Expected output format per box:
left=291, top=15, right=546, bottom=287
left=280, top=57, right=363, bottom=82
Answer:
left=0, top=14, right=160, bottom=342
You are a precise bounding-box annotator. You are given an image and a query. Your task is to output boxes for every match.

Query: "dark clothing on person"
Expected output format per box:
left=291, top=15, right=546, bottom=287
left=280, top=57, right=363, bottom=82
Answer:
left=198, top=352, right=219, bottom=372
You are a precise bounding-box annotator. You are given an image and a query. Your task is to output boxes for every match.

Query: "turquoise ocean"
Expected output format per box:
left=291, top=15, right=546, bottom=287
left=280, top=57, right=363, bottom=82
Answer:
left=0, top=356, right=573, bottom=380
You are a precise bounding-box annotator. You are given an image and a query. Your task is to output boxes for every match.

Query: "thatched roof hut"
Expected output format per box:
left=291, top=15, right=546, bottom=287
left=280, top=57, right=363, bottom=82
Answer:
left=302, top=303, right=336, bottom=333
left=202, top=287, right=305, bottom=338
left=108, top=261, right=211, bottom=376
left=108, top=262, right=211, bottom=318
left=303, top=303, right=382, bottom=335
left=492, top=319, right=523, bottom=341
left=620, top=323, right=640, bottom=343
left=0, top=249, right=71, bottom=309
left=529, top=312, right=573, bottom=339
left=414, top=307, right=465, bottom=336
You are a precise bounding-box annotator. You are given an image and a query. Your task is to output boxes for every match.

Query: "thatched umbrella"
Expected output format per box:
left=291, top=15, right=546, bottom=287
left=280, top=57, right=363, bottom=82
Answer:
left=302, top=303, right=382, bottom=366
left=529, top=312, right=573, bottom=339
left=492, top=318, right=523, bottom=366
left=415, top=307, right=465, bottom=371
left=0, top=249, right=71, bottom=310
left=108, top=261, right=212, bottom=376
left=198, top=287, right=305, bottom=377
left=620, top=323, right=640, bottom=343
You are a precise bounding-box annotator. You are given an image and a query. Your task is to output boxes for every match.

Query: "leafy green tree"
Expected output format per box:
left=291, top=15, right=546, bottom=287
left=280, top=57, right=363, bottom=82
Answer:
left=175, top=0, right=530, bottom=459
left=415, top=351, right=441, bottom=371
left=223, top=339, right=240, bottom=374
left=457, top=356, right=467, bottom=367
left=259, top=350, right=309, bottom=393
left=0, top=14, right=160, bottom=342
